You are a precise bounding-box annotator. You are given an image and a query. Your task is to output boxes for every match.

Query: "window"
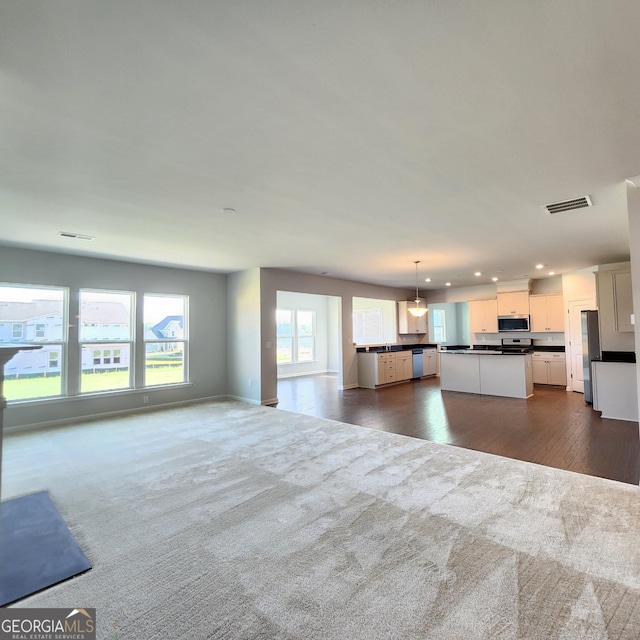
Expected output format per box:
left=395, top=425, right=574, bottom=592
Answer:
left=353, top=308, right=384, bottom=345
left=80, top=290, right=133, bottom=393
left=143, top=294, right=187, bottom=386
left=432, top=309, right=446, bottom=342
left=352, top=297, right=397, bottom=345
left=0, top=284, right=66, bottom=401
left=276, top=309, right=316, bottom=364
left=296, top=310, right=314, bottom=362
left=276, top=309, right=293, bottom=364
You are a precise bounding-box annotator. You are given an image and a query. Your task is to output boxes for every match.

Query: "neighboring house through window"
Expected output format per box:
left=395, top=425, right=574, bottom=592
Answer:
left=143, top=294, right=188, bottom=386
left=0, top=284, right=66, bottom=401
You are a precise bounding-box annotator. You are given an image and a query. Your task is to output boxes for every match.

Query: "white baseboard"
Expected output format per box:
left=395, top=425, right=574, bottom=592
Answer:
left=5, top=395, right=228, bottom=434
left=340, top=383, right=359, bottom=390
left=226, top=394, right=261, bottom=406
left=277, top=369, right=331, bottom=379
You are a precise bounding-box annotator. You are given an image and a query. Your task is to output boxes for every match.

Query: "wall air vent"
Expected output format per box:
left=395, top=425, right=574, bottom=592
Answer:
left=544, top=195, right=592, bottom=215
left=59, top=231, right=95, bottom=241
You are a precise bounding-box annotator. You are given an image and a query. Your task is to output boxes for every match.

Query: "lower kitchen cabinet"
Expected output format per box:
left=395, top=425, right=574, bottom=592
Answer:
left=439, top=352, right=533, bottom=398
left=423, top=348, right=437, bottom=376
left=396, top=352, right=413, bottom=382
left=592, top=360, right=639, bottom=421
left=357, top=351, right=410, bottom=388
left=532, top=352, right=566, bottom=386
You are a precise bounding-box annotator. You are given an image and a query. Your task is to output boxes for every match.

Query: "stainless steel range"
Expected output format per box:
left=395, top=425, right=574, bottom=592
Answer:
left=499, top=337, right=533, bottom=354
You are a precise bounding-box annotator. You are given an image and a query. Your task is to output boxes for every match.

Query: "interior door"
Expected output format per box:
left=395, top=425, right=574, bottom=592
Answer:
left=568, top=298, right=595, bottom=393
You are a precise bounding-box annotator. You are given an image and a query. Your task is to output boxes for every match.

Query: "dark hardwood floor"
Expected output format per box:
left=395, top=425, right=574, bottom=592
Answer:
left=275, top=374, right=640, bottom=485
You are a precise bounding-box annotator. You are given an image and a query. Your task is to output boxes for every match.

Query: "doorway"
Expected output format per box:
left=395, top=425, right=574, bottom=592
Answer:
left=276, top=291, right=342, bottom=395
left=567, top=298, right=596, bottom=393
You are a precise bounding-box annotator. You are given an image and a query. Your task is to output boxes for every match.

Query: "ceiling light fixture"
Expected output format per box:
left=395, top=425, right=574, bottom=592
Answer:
left=408, top=261, right=428, bottom=318
left=536, top=264, right=544, bottom=269
left=548, top=271, right=555, bottom=276
left=492, top=277, right=499, bottom=282
left=425, top=278, right=431, bottom=283
left=474, top=272, right=482, bottom=277
left=445, top=282, right=451, bottom=287
left=221, top=208, right=236, bottom=215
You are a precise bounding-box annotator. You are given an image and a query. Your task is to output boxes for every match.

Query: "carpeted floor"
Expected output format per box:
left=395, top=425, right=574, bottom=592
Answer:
left=4, top=399, right=640, bottom=638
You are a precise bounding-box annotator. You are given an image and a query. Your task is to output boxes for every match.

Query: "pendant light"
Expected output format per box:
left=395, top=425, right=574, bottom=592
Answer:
left=408, top=260, right=428, bottom=317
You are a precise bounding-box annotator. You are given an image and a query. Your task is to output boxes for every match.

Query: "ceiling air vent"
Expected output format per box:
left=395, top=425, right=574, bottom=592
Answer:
left=544, top=195, right=592, bottom=215
left=59, top=231, right=95, bottom=241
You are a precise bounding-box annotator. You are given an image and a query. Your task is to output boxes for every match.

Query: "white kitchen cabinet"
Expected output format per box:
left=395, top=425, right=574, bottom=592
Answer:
left=395, top=352, right=413, bottom=381
left=469, top=299, right=498, bottom=334
left=398, top=301, right=428, bottom=334
left=592, top=360, right=638, bottom=421
left=529, top=295, right=564, bottom=332
left=358, top=352, right=388, bottom=388
left=595, top=267, right=635, bottom=352
left=381, top=353, right=396, bottom=384
left=497, top=292, right=529, bottom=316
left=440, top=352, right=533, bottom=398
left=613, top=271, right=634, bottom=333
left=358, top=351, right=414, bottom=388
left=532, top=352, right=566, bottom=386
left=423, top=348, right=437, bottom=377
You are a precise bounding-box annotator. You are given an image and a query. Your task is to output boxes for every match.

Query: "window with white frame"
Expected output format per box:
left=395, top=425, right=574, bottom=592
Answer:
left=79, top=289, right=133, bottom=393
left=353, top=308, right=384, bottom=345
left=276, top=309, right=316, bottom=364
left=432, top=309, right=446, bottom=342
left=0, top=283, right=190, bottom=403
left=0, top=284, right=67, bottom=401
left=143, top=294, right=188, bottom=386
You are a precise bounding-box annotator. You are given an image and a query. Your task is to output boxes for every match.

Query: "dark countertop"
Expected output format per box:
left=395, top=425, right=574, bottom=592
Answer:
left=441, top=349, right=529, bottom=356
left=356, top=343, right=438, bottom=353
left=593, top=351, right=636, bottom=363
left=531, top=345, right=565, bottom=353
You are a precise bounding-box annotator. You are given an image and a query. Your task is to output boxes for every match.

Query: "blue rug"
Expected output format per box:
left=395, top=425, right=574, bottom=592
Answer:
left=0, top=491, right=91, bottom=606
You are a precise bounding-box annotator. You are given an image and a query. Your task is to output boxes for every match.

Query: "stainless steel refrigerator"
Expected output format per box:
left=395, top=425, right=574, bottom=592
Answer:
left=581, top=310, right=601, bottom=404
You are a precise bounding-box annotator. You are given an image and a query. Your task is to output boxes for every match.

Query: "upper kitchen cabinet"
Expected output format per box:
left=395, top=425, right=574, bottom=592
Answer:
left=398, top=300, right=428, bottom=334
left=497, top=291, right=530, bottom=316
left=529, top=295, right=564, bottom=332
left=469, top=299, right=498, bottom=334
left=596, top=267, right=635, bottom=351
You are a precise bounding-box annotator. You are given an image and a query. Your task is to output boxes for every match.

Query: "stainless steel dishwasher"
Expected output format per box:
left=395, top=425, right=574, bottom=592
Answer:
left=411, top=349, right=424, bottom=379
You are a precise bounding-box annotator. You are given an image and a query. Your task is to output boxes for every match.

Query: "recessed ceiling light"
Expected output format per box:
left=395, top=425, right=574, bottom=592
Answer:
left=474, top=272, right=482, bottom=277
left=536, top=264, right=544, bottom=269
left=424, top=278, right=431, bottom=283
left=492, top=277, right=498, bottom=282
left=221, top=208, right=236, bottom=215
left=548, top=271, right=555, bottom=276
left=445, top=282, right=451, bottom=287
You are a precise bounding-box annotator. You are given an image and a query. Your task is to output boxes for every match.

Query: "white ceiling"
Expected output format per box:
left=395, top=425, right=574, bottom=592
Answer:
left=1, top=1, right=638, bottom=290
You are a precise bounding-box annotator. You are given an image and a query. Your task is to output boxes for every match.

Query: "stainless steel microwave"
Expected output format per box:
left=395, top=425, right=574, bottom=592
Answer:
left=498, top=316, right=530, bottom=332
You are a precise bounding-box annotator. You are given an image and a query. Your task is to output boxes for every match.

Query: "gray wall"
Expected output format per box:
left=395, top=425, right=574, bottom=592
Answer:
left=227, top=268, right=262, bottom=404
left=1, top=247, right=227, bottom=428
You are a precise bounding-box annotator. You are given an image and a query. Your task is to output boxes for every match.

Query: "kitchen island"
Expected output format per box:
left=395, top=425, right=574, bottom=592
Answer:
left=440, top=350, right=533, bottom=399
